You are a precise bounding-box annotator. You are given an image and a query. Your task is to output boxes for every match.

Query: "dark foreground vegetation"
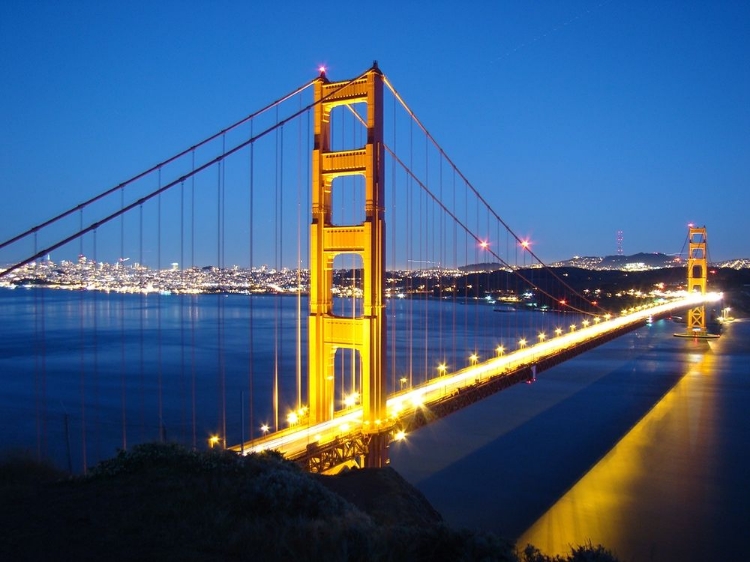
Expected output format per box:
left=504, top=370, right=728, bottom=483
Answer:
left=0, top=443, right=620, bottom=562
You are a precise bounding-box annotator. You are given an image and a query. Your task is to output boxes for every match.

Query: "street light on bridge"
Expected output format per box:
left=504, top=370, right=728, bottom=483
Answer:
left=538, top=332, right=546, bottom=343
left=582, top=319, right=590, bottom=328
left=569, top=324, right=576, bottom=332
left=437, top=363, right=447, bottom=375
left=496, top=345, right=505, bottom=357
left=344, top=392, right=360, bottom=409
left=469, top=353, right=479, bottom=366
left=555, top=327, right=563, bottom=337
left=518, top=338, right=527, bottom=349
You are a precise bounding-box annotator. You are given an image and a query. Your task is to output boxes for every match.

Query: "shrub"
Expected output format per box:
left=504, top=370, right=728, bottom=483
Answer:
left=520, top=542, right=621, bottom=562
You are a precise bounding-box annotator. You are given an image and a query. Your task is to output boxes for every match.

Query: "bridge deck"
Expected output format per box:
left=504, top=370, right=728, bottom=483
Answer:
left=231, top=293, right=721, bottom=468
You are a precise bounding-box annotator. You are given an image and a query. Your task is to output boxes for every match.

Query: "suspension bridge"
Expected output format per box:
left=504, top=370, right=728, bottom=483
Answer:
left=0, top=64, right=720, bottom=474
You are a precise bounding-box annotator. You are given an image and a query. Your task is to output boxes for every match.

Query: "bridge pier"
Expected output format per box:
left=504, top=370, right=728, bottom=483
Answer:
left=364, top=431, right=390, bottom=469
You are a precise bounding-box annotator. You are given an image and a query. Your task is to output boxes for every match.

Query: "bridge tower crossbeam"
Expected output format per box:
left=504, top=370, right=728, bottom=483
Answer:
left=308, top=65, right=387, bottom=442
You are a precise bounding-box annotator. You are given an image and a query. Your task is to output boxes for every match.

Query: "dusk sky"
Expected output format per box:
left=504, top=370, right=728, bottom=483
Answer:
left=1, top=1, right=748, bottom=264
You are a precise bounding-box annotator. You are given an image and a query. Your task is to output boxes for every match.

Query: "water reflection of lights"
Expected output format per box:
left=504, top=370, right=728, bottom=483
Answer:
left=519, top=345, right=718, bottom=560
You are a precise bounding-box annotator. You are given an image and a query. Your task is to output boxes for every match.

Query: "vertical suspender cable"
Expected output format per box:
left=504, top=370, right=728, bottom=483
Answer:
left=217, top=137, right=227, bottom=447
left=407, top=118, right=413, bottom=387
left=120, top=187, right=127, bottom=451
left=248, top=123, right=255, bottom=441
left=220, top=136, right=227, bottom=447
left=157, top=168, right=164, bottom=442
left=351, top=114, right=356, bottom=398
left=33, top=232, right=47, bottom=460
left=296, top=95, right=302, bottom=412
left=279, top=124, right=285, bottom=421
left=273, top=109, right=280, bottom=432
left=92, top=229, right=100, bottom=460
left=190, top=151, right=197, bottom=449
left=394, top=92, right=398, bottom=392
left=304, top=108, right=311, bottom=410
left=179, top=179, right=186, bottom=444
left=138, top=205, right=145, bottom=443
left=421, top=134, right=427, bottom=384
left=438, top=154, right=444, bottom=367
left=476, top=190, right=482, bottom=358
left=452, top=169, right=457, bottom=372
left=463, top=180, right=469, bottom=360
left=78, top=209, right=87, bottom=474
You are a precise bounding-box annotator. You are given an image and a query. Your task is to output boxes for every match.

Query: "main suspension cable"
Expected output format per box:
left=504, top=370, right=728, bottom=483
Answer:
left=382, top=74, right=603, bottom=314
left=0, top=81, right=316, bottom=252
left=0, top=71, right=369, bottom=279
left=384, top=144, right=595, bottom=316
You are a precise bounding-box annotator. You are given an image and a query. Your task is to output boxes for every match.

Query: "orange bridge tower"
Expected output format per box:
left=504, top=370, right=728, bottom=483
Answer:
left=308, top=64, right=387, bottom=441
left=685, top=225, right=709, bottom=337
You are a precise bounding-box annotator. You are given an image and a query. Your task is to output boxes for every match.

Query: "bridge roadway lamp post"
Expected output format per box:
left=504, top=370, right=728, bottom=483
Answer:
left=308, top=64, right=388, bottom=467
left=438, top=363, right=447, bottom=395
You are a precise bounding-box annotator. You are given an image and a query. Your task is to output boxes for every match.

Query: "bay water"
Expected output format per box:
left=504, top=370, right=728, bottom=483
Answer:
left=0, top=287, right=572, bottom=473
left=389, top=316, right=750, bottom=560
left=5, top=287, right=745, bottom=559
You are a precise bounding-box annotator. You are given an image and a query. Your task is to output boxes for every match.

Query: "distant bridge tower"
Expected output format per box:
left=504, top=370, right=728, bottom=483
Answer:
left=685, top=225, right=708, bottom=336
left=308, top=65, right=387, bottom=444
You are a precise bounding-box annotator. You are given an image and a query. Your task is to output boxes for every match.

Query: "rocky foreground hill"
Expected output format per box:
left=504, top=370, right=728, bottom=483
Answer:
left=0, top=443, right=619, bottom=561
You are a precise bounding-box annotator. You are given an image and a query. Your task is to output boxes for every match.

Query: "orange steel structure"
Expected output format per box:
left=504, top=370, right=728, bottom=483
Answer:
left=686, top=226, right=708, bottom=336
left=308, top=64, right=387, bottom=432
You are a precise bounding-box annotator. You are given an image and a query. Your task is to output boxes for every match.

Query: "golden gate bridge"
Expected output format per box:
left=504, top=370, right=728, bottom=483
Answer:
left=0, top=64, right=719, bottom=473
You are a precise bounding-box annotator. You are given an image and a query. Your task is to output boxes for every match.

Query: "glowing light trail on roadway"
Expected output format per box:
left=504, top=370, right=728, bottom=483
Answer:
left=233, top=292, right=721, bottom=458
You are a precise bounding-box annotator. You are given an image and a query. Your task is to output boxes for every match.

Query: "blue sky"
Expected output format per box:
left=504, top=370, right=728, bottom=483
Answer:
left=1, top=0, right=748, bottom=265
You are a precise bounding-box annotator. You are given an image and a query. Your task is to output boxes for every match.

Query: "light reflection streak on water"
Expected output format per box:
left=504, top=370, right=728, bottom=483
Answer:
left=517, top=339, right=718, bottom=560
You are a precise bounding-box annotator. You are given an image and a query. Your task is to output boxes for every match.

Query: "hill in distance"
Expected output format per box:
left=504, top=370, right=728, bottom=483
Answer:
left=463, top=253, right=750, bottom=272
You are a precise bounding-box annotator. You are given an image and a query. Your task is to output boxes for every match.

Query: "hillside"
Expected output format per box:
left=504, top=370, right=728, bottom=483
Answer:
left=0, top=443, right=619, bottom=562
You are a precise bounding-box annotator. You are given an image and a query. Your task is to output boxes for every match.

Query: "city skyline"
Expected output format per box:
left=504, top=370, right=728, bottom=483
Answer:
left=1, top=1, right=749, bottom=264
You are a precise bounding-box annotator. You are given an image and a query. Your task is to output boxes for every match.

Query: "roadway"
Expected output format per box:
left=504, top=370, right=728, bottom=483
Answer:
left=231, top=292, right=722, bottom=459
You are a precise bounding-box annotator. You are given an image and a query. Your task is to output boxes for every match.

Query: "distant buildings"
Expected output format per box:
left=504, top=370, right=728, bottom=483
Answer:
left=1, top=253, right=748, bottom=295
left=0, top=258, right=310, bottom=295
